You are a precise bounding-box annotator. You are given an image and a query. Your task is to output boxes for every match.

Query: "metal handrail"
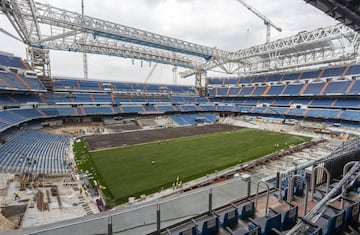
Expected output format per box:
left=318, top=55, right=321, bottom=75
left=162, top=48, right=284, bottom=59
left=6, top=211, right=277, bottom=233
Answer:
left=255, top=180, right=270, bottom=215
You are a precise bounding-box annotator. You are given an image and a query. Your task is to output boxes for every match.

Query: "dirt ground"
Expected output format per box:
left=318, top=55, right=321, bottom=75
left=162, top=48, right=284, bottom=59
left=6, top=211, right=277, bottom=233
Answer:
left=84, top=124, right=243, bottom=151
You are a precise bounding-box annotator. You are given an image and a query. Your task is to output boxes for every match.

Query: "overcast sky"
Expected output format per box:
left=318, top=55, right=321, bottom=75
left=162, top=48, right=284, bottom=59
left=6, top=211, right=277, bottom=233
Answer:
left=0, top=0, right=337, bottom=85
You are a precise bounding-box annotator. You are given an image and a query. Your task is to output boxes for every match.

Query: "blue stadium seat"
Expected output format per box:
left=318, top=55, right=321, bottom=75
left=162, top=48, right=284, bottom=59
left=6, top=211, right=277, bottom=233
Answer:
left=217, top=87, right=227, bottom=96
left=239, top=77, right=253, bottom=84
left=0, top=71, right=45, bottom=92
left=214, top=206, right=239, bottom=228
left=334, top=99, right=360, bottom=108
left=92, top=94, right=113, bottom=103
left=199, top=104, right=216, bottom=112
left=121, top=105, right=144, bottom=113
left=341, top=110, right=360, bottom=122
left=239, top=87, right=254, bottom=96
left=0, top=54, right=27, bottom=69
left=346, top=64, right=360, bottom=75
left=238, top=201, right=255, bottom=219
left=267, top=74, right=282, bottom=82
left=321, top=67, right=346, bottom=78
left=310, top=99, right=333, bottom=107
left=207, top=78, right=224, bottom=85
left=316, top=205, right=346, bottom=235
left=252, top=86, right=266, bottom=96
left=347, top=80, right=360, bottom=95
left=23, top=75, right=46, bottom=91
left=253, top=75, right=267, bottom=83
left=157, top=105, right=175, bottom=112
left=270, top=203, right=298, bottom=231
left=224, top=78, right=239, bottom=85
left=341, top=197, right=360, bottom=229
left=300, top=70, right=321, bottom=80
left=282, top=73, right=299, bottom=81
left=267, top=85, right=284, bottom=96
left=306, top=109, right=339, bottom=119
left=323, top=81, right=351, bottom=95
left=194, top=215, right=219, bottom=235
left=281, top=84, right=303, bottom=95
left=0, top=130, right=70, bottom=174
left=180, top=105, right=198, bottom=112
left=83, top=106, right=113, bottom=115
left=229, top=87, right=241, bottom=96
left=248, top=209, right=281, bottom=235
left=303, top=82, right=325, bottom=95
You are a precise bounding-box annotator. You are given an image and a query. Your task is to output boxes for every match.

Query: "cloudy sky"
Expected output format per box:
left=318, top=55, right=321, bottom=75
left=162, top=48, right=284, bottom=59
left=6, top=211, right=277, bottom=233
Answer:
left=0, top=0, right=336, bottom=85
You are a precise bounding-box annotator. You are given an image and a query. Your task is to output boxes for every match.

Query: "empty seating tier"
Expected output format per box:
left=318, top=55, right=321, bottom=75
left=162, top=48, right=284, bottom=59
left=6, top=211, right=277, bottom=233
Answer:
left=0, top=130, right=70, bottom=175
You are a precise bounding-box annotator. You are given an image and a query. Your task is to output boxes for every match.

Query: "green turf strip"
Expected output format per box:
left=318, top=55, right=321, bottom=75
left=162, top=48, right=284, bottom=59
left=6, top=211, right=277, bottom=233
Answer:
left=87, top=128, right=310, bottom=204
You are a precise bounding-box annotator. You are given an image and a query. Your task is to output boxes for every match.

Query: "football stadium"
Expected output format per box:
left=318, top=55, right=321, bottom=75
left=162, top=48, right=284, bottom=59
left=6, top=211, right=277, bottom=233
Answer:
left=0, top=0, right=359, bottom=234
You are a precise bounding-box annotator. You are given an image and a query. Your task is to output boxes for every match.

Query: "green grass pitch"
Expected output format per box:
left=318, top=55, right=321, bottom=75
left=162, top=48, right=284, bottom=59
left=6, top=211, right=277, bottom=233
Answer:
left=77, top=128, right=310, bottom=204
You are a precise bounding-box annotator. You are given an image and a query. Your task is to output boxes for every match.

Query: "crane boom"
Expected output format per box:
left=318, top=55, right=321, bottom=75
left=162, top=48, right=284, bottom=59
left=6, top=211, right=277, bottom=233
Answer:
left=236, top=0, right=282, bottom=43
left=145, top=63, right=158, bottom=83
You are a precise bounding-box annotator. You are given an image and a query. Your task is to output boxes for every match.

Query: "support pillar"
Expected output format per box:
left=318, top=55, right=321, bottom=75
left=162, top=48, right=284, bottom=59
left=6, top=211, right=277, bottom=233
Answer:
left=156, top=203, right=161, bottom=234
left=208, top=188, right=213, bottom=214
left=107, top=216, right=112, bottom=235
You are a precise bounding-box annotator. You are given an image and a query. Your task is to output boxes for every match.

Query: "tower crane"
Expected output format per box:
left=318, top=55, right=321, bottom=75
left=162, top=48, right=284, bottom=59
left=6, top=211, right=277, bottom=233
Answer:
left=144, top=63, right=158, bottom=83
left=236, top=0, right=282, bottom=43
left=81, top=0, right=88, bottom=80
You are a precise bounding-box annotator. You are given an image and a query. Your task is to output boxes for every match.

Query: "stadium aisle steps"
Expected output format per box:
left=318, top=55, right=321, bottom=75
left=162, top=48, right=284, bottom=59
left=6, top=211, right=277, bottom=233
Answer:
left=319, top=82, right=329, bottom=95
left=346, top=80, right=356, bottom=94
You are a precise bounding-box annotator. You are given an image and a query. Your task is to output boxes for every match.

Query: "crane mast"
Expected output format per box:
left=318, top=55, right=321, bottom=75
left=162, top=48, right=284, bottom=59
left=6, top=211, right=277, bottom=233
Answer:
left=81, top=0, right=88, bottom=80
left=236, top=0, right=282, bottom=43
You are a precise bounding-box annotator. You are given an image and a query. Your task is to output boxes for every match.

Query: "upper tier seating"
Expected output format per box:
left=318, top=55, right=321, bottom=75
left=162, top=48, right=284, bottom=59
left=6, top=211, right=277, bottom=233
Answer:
left=282, top=72, right=300, bottom=81
left=208, top=79, right=358, bottom=97
left=0, top=54, right=29, bottom=69
left=207, top=63, right=360, bottom=86
left=321, top=67, right=346, bottom=78
left=324, top=80, right=351, bottom=95
left=53, top=78, right=197, bottom=95
left=0, top=71, right=46, bottom=92
left=300, top=70, right=321, bottom=80
left=0, top=56, right=358, bottom=134
left=346, top=64, right=360, bottom=75
left=282, top=84, right=303, bottom=96
left=303, top=82, right=325, bottom=95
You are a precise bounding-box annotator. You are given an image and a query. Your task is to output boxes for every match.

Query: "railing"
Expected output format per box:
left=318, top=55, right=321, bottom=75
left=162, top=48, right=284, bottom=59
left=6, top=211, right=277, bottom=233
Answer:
left=11, top=176, right=268, bottom=235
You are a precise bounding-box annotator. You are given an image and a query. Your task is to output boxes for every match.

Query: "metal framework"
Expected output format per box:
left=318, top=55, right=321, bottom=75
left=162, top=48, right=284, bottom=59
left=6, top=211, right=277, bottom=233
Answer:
left=181, top=24, right=360, bottom=78
left=305, top=0, right=360, bottom=32
left=1, top=0, right=360, bottom=84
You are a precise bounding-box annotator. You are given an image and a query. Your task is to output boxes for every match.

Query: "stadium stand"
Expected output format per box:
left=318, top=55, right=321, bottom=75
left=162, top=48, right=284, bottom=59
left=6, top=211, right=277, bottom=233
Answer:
left=0, top=71, right=46, bottom=92
left=204, top=63, right=360, bottom=125
left=0, top=130, right=70, bottom=174
left=0, top=53, right=359, bottom=158
left=300, top=70, right=321, bottom=80
left=282, top=72, right=300, bottom=81
left=0, top=53, right=29, bottom=69
left=0, top=44, right=359, bottom=235
left=321, top=66, right=346, bottom=78
left=171, top=114, right=217, bottom=126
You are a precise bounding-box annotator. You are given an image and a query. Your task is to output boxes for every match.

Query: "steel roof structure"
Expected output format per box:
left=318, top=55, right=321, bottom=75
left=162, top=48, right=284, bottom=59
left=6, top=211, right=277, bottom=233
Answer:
left=305, top=0, right=360, bottom=32
left=1, top=0, right=360, bottom=84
